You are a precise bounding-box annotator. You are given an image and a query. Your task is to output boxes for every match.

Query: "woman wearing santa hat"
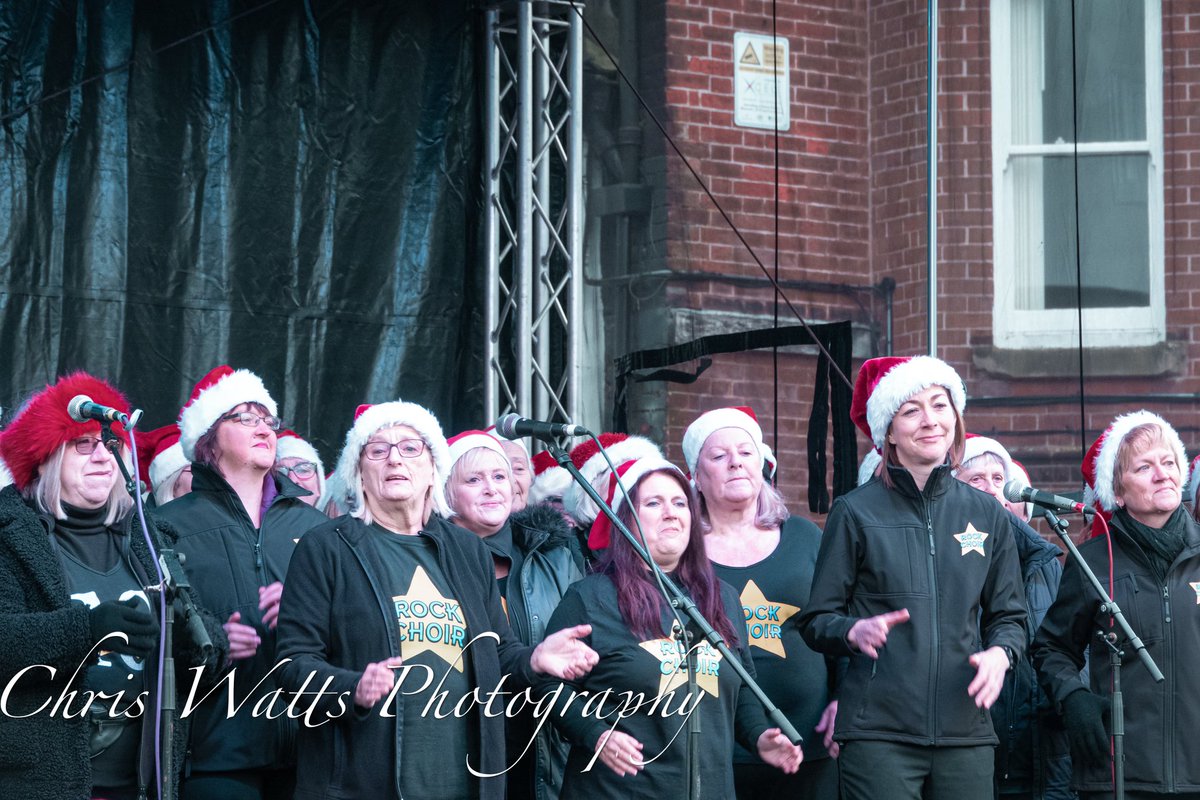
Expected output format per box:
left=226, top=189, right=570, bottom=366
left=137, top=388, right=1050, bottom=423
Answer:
left=798, top=355, right=1026, bottom=800
left=153, top=365, right=328, bottom=800
left=136, top=424, right=191, bottom=508
left=0, top=373, right=226, bottom=800
left=542, top=454, right=802, bottom=798
left=274, top=429, right=325, bottom=508
left=274, top=401, right=597, bottom=800
left=442, top=429, right=583, bottom=799
left=1032, top=410, right=1200, bottom=799
left=680, top=405, right=837, bottom=799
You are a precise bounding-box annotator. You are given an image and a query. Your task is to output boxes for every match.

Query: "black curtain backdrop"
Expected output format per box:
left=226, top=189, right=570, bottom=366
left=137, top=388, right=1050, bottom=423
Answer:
left=0, top=0, right=485, bottom=461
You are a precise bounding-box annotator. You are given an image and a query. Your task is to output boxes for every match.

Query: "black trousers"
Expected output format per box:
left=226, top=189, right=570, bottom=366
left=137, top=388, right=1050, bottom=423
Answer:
left=733, top=754, right=839, bottom=800
left=838, top=740, right=994, bottom=800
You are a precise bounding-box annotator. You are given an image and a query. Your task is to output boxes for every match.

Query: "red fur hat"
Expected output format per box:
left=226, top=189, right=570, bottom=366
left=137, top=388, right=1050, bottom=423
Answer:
left=0, top=372, right=130, bottom=491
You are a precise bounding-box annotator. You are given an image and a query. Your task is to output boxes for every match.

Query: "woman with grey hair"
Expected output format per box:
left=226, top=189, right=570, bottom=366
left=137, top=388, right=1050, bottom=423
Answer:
left=681, top=405, right=838, bottom=799
left=276, top=401, right=597, bottom=800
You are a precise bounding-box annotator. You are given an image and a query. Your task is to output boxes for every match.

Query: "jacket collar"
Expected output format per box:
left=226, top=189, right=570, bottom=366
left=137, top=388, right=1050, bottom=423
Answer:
left=190, top=461, right=308, bottom=501
left=885, top=458, right=954, bottom=500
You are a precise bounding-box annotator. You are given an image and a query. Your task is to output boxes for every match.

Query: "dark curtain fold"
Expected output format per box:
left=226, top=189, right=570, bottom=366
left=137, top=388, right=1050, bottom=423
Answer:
left=0, top=0, right=485, bottom=459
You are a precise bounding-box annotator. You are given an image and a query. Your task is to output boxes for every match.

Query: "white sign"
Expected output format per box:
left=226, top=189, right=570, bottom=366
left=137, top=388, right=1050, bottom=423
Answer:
left=733, top=32, right=789, bottom=131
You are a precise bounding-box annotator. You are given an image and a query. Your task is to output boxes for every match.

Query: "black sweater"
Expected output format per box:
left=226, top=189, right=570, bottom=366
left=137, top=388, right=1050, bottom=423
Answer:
left=542, top=573, right=771, bottom=799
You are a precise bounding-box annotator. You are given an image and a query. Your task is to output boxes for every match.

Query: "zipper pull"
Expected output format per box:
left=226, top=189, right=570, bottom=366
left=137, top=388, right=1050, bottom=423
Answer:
left=1163, top=585, right=1171, bottom=624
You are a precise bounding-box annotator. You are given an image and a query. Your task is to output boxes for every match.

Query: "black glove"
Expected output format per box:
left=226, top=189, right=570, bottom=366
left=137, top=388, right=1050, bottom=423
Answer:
left=1062, top=689, right=1110, bottom=768
left=89, top=598, right=158, bottom=659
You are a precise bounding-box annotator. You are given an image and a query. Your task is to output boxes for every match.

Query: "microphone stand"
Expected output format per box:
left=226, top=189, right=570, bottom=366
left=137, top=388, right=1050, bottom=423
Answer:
left=103, top=418, right=211, bottom=800
left=1042, top=508, right=1163, bottom=800
left=549, top=441, right=802, bottom=800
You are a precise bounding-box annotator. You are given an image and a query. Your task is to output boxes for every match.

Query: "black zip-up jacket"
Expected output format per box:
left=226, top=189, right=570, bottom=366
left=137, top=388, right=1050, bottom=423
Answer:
left=502, top=504, right=584, bottom=800
left=0, top=484, right=227, bottom=800
left=275, top=514, right=539, bottom=800
left=152, top=462, right=328, bottom=773
left=798, top=461, right=1027, bottom=746
left=1031, top=511, right=1200, bottom=794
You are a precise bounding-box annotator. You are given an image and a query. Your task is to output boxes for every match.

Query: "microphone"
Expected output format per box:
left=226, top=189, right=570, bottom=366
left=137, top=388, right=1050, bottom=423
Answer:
left=68, top=395, right=130, bottom=426
left=494, top=413, right=591, bottom=443
left=1003, top=480, right=1091, bottom=516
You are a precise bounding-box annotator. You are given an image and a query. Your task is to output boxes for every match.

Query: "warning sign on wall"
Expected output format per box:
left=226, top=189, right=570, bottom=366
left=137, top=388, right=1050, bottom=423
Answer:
left=734, top=32, right=789, bottom=131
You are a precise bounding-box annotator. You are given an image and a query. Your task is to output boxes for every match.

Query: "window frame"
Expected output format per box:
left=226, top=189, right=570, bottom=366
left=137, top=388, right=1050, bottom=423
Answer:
left=989, top=0, right=1164, bottom=350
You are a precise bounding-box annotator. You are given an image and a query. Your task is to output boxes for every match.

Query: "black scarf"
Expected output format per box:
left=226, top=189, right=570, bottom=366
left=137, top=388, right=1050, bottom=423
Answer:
left=1113, top=506, right=1188, bottom=581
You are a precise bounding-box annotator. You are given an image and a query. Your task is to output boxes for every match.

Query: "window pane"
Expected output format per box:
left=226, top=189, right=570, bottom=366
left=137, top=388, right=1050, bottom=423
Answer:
left=1041, top=154, right=1149, bottom=308
left=1039, top=0, right=1145, bottom=144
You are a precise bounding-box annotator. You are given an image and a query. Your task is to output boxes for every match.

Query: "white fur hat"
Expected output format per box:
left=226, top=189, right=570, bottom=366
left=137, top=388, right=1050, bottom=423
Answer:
left=178, top=365, right=277, bottom=460
left=681, top=406, right=776, bottom=479
left=857, top=448, right=882, bottom=486
left=1092, top=410, right=1187, bottom=512
left=276, top=430, right=326, bottom=501
left=332, top=401, right=453, bottom=519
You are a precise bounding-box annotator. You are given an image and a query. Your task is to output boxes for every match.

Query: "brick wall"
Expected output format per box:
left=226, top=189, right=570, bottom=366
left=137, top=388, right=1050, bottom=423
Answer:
left=624, top=0, right=1200, bottom=520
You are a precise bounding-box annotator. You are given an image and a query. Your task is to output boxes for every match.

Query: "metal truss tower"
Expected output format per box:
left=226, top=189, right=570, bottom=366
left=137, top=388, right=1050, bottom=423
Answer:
left=483, top=0, right=584, bottom=429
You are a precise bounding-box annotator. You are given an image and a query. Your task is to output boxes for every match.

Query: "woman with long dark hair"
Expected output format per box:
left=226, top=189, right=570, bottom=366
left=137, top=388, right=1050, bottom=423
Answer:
left=542, top=455, right=802, bottom=798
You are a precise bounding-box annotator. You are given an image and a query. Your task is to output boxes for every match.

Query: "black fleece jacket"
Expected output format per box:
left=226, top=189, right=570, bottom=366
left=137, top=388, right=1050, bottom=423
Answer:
left=1032, top=511, right=1200, bottom=794
left=0, top=485, right=227, bottom=800
left=798, top=462, right=1027, bottom=746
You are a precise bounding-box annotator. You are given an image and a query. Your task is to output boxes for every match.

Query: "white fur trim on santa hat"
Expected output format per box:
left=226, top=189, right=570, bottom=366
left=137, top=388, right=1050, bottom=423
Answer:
left=565, top=435, right=663, bottom=526
left=681, top=408, right=765, bottom=475
left=276, top=433, right=327, bottom=500
left=1093, top=410, right=1188, bottom=512
left=149, top=442, right=189, bottom=493
left=446, top=432, right=509, bottom=478
left=857, top=449, right=882, bottom=486
left=528, top=466, right=572, bottom=505
left=332, top=401, right=453, bottom=519
left=1188, top=456, right=1200, bottom=508
left=0, top=457, right=12, bottom=491
left=958, top=436, right=1014, bottom=478
left=866, top=356, right=966, bottom=449
left=178, top=370, right=277, bottom=460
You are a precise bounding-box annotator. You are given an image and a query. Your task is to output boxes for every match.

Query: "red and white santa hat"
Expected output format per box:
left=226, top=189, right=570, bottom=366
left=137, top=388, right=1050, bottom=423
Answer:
left=528, top=449, right=572, bottom=505
left=332, top=400, right=453, bottom=518
left=276, top=429, right=326, bottom=499
left=681, top=406, right=777, bottom=479
left=588, top=456, right=687, bottom=550
left=178, top=365, right=277, bottom=460
left=137, top=424, right=188, bottom=493
left=563, top=433, right=663, bottom=526
left=850, top=356, right=967, bottom=449
left=1086, top=410, right=1187, bottom=513
left=0, top=372, right=131, bottom=492
left=444, top=430, right=510, bottom=485
left=1188, top=454, right=1200, bottom=509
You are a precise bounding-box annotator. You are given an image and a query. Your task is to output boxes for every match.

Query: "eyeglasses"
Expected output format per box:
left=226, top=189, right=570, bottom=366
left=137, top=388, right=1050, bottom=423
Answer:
left=221, top=411, right=282, bottom=431
left=277, top=461, right=318, bottom=479
left=362, top=439, right=426, bottom=461
left=71, top=437, right=108, bottom=455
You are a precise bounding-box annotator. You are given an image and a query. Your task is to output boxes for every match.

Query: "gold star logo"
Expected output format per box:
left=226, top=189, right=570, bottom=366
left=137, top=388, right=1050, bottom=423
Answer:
left=638, top=637, right=722, bottom=698
left=738, top=580, right=800, bottom=659
left=954, top=523, right=988, bottom=557
left=1190, top=581, right=1200, bottom=605
left=393, top=566, right=467, bottom=672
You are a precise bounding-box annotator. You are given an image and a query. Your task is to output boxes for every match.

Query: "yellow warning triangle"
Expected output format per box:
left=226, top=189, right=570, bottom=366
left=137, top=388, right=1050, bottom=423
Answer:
left=740, top=43, right=760, bottom=66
